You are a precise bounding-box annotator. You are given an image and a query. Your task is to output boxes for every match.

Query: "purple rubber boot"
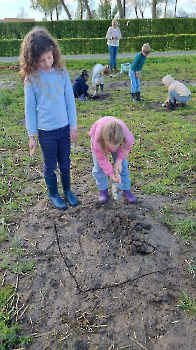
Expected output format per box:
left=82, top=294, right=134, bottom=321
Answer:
left=99, top=189, right=108, bottom=203
left=123, top=190, right=137, bottom=203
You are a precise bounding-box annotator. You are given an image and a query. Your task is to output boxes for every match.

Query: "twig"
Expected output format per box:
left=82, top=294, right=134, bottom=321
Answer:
left=18, top=304, right=29, bottom=320
left=32, top=331, right=53, bottom=338
left=125, top=335, right=148, bottom=350
left=1, top=271, right=7, bottom=285
left=59, top=333, right=71, bottom=342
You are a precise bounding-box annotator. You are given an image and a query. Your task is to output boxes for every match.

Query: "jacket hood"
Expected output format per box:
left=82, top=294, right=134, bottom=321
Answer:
left=75, top=75, right=85, bottom=82
left=162, top=74, right=175, bottom=87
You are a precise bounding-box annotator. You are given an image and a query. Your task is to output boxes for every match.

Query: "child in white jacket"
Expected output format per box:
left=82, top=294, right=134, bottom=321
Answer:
left=92, top=64, right=110, bottom=97
left=162, top=74, right=191, bottom=111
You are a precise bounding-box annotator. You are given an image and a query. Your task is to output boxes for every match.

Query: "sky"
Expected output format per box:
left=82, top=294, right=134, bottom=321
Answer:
left=0, top=0, right=195, bottom=21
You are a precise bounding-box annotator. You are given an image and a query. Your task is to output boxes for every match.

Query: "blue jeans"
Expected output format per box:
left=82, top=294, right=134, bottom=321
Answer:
left=168, top=90, right=191, bottom=104
left=38, top=125, right=70, bottom=177
left=91, top=147, right=131, bottom=191
left=129, top=70, right=140, bottom=93
left=108, top=45, right=119, bottom=68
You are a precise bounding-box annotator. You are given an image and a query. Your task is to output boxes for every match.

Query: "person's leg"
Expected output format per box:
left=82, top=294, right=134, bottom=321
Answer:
left=92, top=148, right=108, bottom=190
left=113, top=46, right=119, bottom=69
left=168, top=90, right=178, bottom=104
left=136, top=77, right=140, bottom=93
left=112, top=152, right=136, bottom=203
left=108, top=45, right=114, bottom=68
left=38, top=129, right=58, bottom=177
left=169, top=90, right=190, bottom=105
left=58, top=126, right=78, bottom=206
left=38, top=129, right=67, bottom=209
left=129, top=70, right=136, bottom=93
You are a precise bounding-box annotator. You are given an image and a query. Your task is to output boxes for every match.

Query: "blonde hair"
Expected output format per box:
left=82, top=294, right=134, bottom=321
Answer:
left=142, top=43, right=151, bottom=54
left=19, top=26, right=63, bottom=83
left=101, top=65, right=110, bottom=75
left=112, top=19, right=118, bottom=26
left=98, top=121, right=127, bottom=157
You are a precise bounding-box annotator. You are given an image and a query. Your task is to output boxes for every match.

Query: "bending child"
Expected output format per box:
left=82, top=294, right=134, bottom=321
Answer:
left=73, top=69, right=89, bottom=101
left=19, top=26, right=78, bottom=210
left=89, top=116, right=137, bottom=204
left=92, top=64, right=110, bottom=97
left=129, top=43, right=150, bottom=102
left=162, top=74, right=191, bottom=111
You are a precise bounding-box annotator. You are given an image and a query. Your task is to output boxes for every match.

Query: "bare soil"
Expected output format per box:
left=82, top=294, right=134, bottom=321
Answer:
left=1, top=77, right=196, bottom=350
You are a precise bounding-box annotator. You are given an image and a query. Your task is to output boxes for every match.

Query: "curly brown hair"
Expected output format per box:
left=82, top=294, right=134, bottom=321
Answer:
left=19, top=26, right=63, bottom=83
left=98, top=121, right=127, bottom=157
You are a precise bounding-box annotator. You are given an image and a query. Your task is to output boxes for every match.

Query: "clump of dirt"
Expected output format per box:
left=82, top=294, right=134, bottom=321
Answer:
left=1, top=186, right=196, bottom=349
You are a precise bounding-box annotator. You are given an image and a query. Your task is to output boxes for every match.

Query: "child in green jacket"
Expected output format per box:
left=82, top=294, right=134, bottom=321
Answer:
left=129, top=43, right=150, bottom=102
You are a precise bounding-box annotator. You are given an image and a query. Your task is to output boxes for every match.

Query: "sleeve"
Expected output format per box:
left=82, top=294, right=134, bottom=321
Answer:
left=81, top=79, right=89, bottom=96
left=64, top=72, right=77, bottom=129
left=94, top=143, right=115, bottom=178
left=106, top=27, right=112, bottom=40
left=92, top=66, right=101, bottom=85
left=117, top=123, right=135, bottom=161
left=90, top=122, right=115, bottom=178
left=131, top=53, right=141, bottom=72
left=117, top=27, right=122, bottom=39
left=24, top=79, right=37, bottom=136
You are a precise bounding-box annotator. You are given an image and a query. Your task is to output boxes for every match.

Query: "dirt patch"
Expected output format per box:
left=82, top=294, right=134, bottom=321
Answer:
left=1, top=177, right=196, bottom=349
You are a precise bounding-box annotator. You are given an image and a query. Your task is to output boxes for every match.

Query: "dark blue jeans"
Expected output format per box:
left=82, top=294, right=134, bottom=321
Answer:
left=108, top=45, right=119, bottom=68
left=38, top=125, right=70, bottom=177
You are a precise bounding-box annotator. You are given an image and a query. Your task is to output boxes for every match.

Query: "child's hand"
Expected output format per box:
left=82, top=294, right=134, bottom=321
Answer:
left=93, top=84, right=96, bottom=88
left=135, top=71, right=140, bottom=79
left=29, top=136, right=37, bottom=153
left=70, top=129, right=78, bottom=143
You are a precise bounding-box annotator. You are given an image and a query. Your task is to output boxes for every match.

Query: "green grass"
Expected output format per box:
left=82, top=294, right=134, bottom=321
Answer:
left=178, top=290, right=196, bottom=316
left=0, top=54, right=195, bottom=225
left=0, top=284, right=31, bottom=349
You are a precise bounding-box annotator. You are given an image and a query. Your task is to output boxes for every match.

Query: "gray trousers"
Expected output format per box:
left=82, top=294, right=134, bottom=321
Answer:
left=168, top=90, right=191, bottom=104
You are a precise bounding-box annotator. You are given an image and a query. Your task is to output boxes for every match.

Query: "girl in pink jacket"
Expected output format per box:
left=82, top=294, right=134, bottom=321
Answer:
left=89, top=116, right=137, bottom=203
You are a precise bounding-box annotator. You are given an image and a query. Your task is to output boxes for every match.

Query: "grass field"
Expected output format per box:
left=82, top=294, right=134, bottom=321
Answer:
left=0, top=54, right=196, bottom=348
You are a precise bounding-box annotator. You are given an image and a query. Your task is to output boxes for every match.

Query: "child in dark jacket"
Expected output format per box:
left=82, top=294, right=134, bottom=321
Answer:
left=73, top=70, right=89, bottom=100
left=129, top=43, right=150, bottom=102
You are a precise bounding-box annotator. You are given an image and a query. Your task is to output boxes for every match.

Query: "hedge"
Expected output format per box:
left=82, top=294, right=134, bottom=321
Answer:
left=0, top=18, right=196, bottom=40
left=0, top=34, right=195, bottom=57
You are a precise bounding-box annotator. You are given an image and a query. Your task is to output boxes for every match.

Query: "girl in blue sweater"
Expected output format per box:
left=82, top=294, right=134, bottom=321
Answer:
left=19, top=26, right=78, bottom=210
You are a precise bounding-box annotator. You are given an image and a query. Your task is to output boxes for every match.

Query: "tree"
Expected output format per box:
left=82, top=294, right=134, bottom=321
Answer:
left=59, top=0, right=72, bottom=19
left=17, top=6, right=28, bottom=19
left=127, top=0, right=149, bottom=18
left=30, top=0, right=72, bottom=20
left=98, top=0, right=111, bottom=19
left=116, top=0, right=125, bottom=18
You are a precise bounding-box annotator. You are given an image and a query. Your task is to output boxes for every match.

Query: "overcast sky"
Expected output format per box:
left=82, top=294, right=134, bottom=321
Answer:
left=0, top=0, right=194, bottom=21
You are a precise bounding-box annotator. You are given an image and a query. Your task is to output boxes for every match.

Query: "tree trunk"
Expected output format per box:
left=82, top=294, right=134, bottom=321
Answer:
left=56, top=7, right=59, bottom=20
left=135, top=6, right=138, bottom=18
left=174, top=0, right=177, bottom=17
left=164, top=0, right=168, bottom=18
left=59, top=0, right=72, bottom=20
left=117, top=0, right=124, bottom=19
left=152, top=0, right=156, bottom=18
left=83, top=0, right=92, bottom=19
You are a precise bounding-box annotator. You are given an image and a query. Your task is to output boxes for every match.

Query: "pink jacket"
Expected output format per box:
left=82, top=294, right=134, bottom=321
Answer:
left=89, top=116, right=134, bottom=178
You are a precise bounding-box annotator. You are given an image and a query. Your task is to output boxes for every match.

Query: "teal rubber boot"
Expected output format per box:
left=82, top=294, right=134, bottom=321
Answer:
left=60, top=171, right=78, bottom=206
left=45, top=175, right=67, bottom=210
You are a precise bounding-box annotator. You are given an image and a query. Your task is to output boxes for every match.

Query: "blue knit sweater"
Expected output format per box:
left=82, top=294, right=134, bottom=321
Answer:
left=130, top=52, right=146, bottom=72
left=25, top=68, right=77, bottom=136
